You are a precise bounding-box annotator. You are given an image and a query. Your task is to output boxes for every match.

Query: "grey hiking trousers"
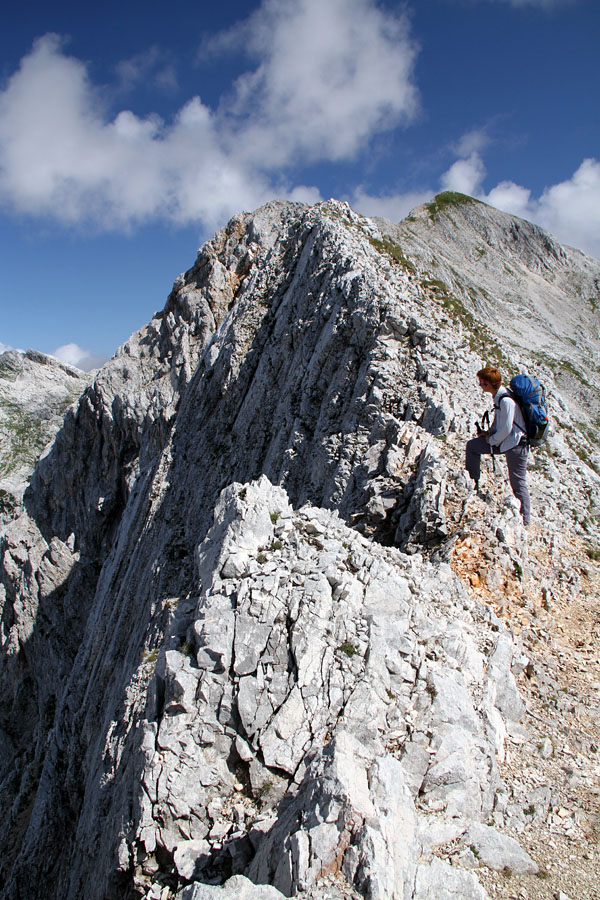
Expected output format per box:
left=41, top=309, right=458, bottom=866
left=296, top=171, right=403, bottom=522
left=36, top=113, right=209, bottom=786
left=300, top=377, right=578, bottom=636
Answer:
left=465, top=436, right=530, bottom=525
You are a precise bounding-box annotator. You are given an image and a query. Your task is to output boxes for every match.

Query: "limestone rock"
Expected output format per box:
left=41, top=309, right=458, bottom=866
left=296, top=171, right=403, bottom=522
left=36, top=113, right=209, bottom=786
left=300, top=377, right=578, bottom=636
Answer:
left=463, top=823, right=539, bottom=875
left=1, top=197, right=597, bottom=900
left=178, top=874, right=286, bottom=900
left=413, top=857, right=489, bottom=900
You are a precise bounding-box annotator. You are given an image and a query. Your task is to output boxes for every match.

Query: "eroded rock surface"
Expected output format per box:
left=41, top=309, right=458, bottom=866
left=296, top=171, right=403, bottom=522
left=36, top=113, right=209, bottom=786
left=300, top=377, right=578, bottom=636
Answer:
left=0, top=198, right=599, bottom=900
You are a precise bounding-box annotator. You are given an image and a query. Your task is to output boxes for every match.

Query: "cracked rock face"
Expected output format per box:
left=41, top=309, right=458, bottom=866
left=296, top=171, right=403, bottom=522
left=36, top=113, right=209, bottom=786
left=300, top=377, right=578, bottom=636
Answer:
left=134, top=477, right=517, bottom=899
left=0, top=198, right=599, bottom=900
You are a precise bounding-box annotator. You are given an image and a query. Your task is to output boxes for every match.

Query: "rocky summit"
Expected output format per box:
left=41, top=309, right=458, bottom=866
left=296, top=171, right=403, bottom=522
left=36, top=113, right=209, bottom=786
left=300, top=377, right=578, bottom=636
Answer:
left=0, top=195, right=599, bottom=900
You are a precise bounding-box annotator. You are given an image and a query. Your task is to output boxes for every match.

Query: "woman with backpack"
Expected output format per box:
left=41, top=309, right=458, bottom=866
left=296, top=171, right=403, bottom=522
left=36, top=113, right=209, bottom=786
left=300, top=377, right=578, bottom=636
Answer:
left=465, top=366, right=531, bottom=526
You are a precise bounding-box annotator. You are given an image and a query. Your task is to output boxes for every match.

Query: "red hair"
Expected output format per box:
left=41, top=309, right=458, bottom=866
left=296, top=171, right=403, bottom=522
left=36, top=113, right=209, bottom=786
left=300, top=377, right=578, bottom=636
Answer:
left=477, top=366, right=502, bottom=390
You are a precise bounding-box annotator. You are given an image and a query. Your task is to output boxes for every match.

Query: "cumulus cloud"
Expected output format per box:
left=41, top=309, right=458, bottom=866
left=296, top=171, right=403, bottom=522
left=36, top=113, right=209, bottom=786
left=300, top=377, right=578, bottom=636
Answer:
left=1, top=5, right=596, bottom=262
left=51, top=342, right=106, bottom=372
left=440, top=151, right=486, bottom=196
left=225, top=0, right=419, bottom=165
left=0, top=1, right=419, bottom=232
left=0, top=342, right=14, bottom=355
left=451, top=127, right=490, bottom=159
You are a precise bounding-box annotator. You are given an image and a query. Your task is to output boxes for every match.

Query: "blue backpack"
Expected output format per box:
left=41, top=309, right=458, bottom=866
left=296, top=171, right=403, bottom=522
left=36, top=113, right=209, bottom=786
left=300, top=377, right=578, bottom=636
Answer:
left=507, top=374, right=549, bottom=446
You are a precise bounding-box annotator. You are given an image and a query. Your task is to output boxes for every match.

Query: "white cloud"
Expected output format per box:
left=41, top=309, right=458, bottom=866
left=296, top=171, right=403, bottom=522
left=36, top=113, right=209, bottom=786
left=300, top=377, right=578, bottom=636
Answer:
left=0, top=342, right=14, bottom=355
left=226, top=0, right=419, bottom=165
left=440, top=151, right=486, bottom=196
left=52, top=343, right=106, bottom=371
left=0, top=1, right=418, bottom=233
left=451, top=127, right=490, bottom=159
left=485, top=180, right=533, bottom=219
left=1, top=9, right=596, bottom=264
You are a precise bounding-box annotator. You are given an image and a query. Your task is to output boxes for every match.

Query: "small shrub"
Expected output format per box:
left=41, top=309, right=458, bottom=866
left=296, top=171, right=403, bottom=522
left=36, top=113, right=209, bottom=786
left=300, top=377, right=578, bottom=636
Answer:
left=0, top=489, right=16, bottom=517
left=255, top=780, right=274, bottom=799
left=338, top=641, right=357, bottom=658
left=425, top=682, right=438, bottom=700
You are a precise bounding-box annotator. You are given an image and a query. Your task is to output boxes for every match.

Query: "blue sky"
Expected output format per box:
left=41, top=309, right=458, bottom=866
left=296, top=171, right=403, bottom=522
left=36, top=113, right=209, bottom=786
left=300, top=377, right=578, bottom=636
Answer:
left=1, top=0, right=598, bottom=370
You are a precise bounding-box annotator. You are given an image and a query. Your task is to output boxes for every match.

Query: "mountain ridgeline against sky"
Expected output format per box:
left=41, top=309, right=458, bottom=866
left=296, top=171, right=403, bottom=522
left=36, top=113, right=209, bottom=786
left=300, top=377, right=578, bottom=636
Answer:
left=0, top=195, right=599, bottom=900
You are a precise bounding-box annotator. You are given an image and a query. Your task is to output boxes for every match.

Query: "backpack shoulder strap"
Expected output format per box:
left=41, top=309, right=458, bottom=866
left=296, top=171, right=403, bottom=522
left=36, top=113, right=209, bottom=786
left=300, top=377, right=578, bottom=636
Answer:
left=494, top=389, right=514, bottom=409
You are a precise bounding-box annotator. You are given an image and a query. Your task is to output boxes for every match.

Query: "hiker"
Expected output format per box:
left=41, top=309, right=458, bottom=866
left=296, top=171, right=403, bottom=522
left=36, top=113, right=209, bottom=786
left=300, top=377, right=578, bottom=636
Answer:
left=465, top=366, right=531, bottom=525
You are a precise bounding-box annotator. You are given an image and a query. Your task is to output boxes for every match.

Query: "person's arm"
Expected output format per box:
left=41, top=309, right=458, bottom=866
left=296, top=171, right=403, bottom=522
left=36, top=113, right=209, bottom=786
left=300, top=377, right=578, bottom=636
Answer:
left=489, top=396, right=515, bottom=447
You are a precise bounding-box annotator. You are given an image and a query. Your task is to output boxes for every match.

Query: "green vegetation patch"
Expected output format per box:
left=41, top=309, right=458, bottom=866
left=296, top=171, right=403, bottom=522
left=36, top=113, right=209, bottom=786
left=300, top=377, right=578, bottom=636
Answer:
left=0, top=489, right=17, bottom=517
left=0, top=393, right=77, bottom=478
left=368, top=235, right=416, bottom=275
left=422, top=277, right=513, bottom=372
left=425, top=191, right=478, bottom=219
left=534, top=351, right=594, bottom=386
left=0, top=402, right=45, bottom=476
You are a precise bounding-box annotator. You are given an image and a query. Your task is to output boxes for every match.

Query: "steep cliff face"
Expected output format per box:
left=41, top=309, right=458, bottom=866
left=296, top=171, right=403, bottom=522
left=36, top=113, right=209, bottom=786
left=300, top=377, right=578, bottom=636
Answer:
left=0, top=198, right=599, bottom=900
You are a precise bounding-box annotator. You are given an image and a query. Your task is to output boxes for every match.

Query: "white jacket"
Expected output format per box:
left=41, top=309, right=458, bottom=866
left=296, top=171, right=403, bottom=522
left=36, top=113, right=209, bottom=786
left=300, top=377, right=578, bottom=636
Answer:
left=489, top=386, right=527, bottom=452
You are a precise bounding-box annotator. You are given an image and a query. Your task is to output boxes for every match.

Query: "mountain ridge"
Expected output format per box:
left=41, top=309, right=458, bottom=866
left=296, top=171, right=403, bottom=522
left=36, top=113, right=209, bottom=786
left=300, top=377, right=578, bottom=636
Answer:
left=0, top=197, right=598, bottom=900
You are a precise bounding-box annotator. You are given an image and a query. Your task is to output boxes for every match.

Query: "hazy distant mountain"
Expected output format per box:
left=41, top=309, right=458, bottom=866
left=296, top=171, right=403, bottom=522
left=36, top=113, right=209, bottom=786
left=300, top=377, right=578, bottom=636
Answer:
left=0, top=349, right=89, bottom=520
left=0, top=197, right=598, bottom=900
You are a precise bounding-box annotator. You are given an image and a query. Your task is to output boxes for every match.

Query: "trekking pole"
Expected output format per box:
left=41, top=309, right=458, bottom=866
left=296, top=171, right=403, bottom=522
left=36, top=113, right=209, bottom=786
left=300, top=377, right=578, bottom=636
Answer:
left=479, top=409, right=497, bottom=483
left=490, top=446, right=497, bottom=476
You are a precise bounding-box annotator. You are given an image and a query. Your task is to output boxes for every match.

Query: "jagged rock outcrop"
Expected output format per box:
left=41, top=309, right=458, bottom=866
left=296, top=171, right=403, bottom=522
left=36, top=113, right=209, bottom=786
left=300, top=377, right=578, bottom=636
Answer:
left=0, top=197, right=599, bottom=900
left=0, top=349, right=88, bottom=521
